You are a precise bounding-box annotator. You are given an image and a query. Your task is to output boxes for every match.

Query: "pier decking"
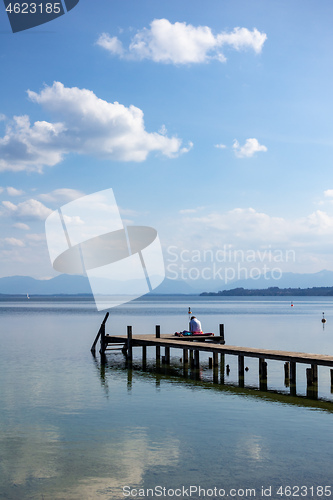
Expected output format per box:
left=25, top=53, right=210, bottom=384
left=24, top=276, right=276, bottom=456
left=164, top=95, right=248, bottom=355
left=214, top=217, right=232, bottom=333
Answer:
left=91, top=313, right=333, bottom=400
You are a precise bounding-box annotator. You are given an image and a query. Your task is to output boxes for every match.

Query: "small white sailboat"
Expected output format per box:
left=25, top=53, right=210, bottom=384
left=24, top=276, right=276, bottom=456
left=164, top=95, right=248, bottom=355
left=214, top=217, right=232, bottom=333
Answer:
left=27, top=293, right=30, bottom=300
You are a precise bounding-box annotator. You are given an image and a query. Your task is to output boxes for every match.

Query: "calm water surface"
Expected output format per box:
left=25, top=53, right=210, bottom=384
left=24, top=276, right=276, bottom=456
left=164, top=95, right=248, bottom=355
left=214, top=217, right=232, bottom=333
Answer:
left=1, top=296, right=333, bottom=499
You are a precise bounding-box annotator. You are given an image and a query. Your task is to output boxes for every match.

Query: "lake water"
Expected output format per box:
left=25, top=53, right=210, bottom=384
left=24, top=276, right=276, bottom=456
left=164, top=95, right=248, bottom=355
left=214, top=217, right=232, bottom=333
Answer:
left=1, top=296, right=333, bottom=500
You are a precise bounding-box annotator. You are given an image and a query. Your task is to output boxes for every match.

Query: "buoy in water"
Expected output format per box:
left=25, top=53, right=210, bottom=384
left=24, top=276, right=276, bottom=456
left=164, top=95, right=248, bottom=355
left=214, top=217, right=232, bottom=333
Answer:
left=322, top=312, right=327, bottom=324
left=291, top=302, right=294, bottom=307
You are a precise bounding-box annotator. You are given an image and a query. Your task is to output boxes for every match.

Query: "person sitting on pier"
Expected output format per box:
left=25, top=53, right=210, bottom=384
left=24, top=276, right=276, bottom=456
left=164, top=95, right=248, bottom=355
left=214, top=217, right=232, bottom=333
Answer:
left=190, top=316, right=203, bottom=334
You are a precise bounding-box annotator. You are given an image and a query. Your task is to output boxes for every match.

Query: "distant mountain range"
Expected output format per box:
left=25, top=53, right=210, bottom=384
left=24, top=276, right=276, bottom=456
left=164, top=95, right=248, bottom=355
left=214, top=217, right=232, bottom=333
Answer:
left=0, top=274, right=195, bottom=296
left=0, top=270, right=333, bottom=296
left=201, top=286, right=333, bottom=297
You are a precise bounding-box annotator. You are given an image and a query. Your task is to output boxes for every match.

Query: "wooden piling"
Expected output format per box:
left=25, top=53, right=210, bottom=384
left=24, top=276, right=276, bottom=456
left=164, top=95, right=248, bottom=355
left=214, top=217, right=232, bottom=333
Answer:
left=311, top=364, right=318, bottom=383
left=142, top=345, right=147, bottom=370
left=259, top=358, right=267, bottom=391
left=307, top=365, right=318, bottom=399
left=209, top=357, right=213, bottom=369
left=331, top=369, right=333, bottom=393
left=194, top=350, right=200, bottom=368
left=238, top=355, right=245, bottom=387
left=213, top=352, right=218, bottom=368
left=284, top=362, right=290, bottom=386
left=289, top=361, right=296, bottom=381
left=94, top=313, right=109, bottom=354
left=306, top=367, right=312, bottom=384
left=127, top=326, right=133, bottom=364
left=189, top=349, right=193, bottom=366
left=220, top=353, right=225, bottom=384
left=219, top=324, right=225, bottom=344
left=92, top=312, right=109, bottom=354
left=155, top=325, right=161, bottom=366
left=165, top=346, right=170, bottom=365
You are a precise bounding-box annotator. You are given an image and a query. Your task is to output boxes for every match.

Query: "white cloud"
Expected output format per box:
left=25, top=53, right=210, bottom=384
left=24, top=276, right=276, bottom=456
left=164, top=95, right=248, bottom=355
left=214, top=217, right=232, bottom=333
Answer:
left=96, top=33, right=124, bottom=56
left=26, top=233, right=46, bottom=242
left=0, top=82, right=190, bottom=172
left=179, top=206, right=205, bottom=214
left=0, top=114, right=6, bottom=121
left=0, top=115, right=65, bottom=172
left=96, top=19, right=267, bottom=64
left=3, top=237, right=25, bottom=247
left=39, top=188, right=85, bottom=203
left=13, top=222, right=30, bottom=230
left=233, top=138, right=267, bottom=158
left=6, top=187, right=24, bottom=196
left=324, top=189, right=333, bottom=197
left=176, top=207, right=333, bottom=253
left=215, top=143, right=227, bottom=149
left=2, top=199, right=52, bottom=220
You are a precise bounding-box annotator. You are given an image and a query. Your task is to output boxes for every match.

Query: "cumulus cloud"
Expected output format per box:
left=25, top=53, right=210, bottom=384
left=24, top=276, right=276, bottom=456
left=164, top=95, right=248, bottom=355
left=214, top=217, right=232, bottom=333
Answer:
left=0, top=82, right=190, bottom=172
left=215, top=143, right=227, bottom=149
left=6, top=187, right=24, bottom=196
left=13, top=222, right=30, bottom=230
left=3, top=237, right=25, bottom=247
left=233, top=138, right=267, bottom=158
left=96, top=33, right=124, bottom=56
left=96, top=19, right=267, bottom=64
left=324, top=189, right=333, bottom=198
left=177, top=207, right=333, bottom=252
left=2, top=199, right=52, bottom=220
left=39, top=188, right=85, bottom=203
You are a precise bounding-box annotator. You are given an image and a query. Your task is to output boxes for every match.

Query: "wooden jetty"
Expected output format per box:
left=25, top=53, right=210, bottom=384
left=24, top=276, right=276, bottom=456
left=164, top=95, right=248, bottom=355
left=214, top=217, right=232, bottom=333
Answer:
left=91, top=313, right=333, bottom=400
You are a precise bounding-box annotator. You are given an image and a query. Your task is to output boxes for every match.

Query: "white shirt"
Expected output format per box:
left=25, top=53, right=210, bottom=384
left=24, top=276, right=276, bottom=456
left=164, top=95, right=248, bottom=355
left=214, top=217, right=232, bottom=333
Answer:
left=190, top=317, right=202, bottom=333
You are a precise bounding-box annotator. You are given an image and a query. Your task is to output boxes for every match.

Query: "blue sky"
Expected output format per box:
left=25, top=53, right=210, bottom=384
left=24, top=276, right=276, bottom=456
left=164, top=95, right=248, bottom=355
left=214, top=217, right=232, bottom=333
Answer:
left=1, top=0, right=333, bottom=284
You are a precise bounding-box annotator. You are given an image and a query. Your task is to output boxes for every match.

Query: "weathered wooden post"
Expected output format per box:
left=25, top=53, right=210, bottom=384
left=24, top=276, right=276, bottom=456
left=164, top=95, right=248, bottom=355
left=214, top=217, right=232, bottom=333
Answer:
left=238, top=355, right=245, bottom=387
left=127, top=326, right=133, bottom=365
left=307, top=364, right=318, bottom=399
left=194, top=350, right=200, bottom=368
left=220, top=353, right=225, bottom=384
left=306, top=367, right=313, bottom=398
left=100, top=322, right=106, bottom=355
left=331, top=369, right=333, bottom=393
left=209, top=357, right=213, bottom=369
left=91, top=312, right=109, bottom=355
left=289, top=361, right=296, bottom=396
left=165, top=346, right=170, bottom=365
left=259, top=358, right=267, bottom=391
left=142, top=345, right=147, bottom=370
left=155, top=325, right=161, bottom=367
left=219, top=324, right=225, bottom=344
left=212, top=351, right=218, bottom=383
left=189, top=349, right=194, bottom=369
left=183, top=348, right=189, bottom=376
left=284, top=362, right=290, bottom=387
